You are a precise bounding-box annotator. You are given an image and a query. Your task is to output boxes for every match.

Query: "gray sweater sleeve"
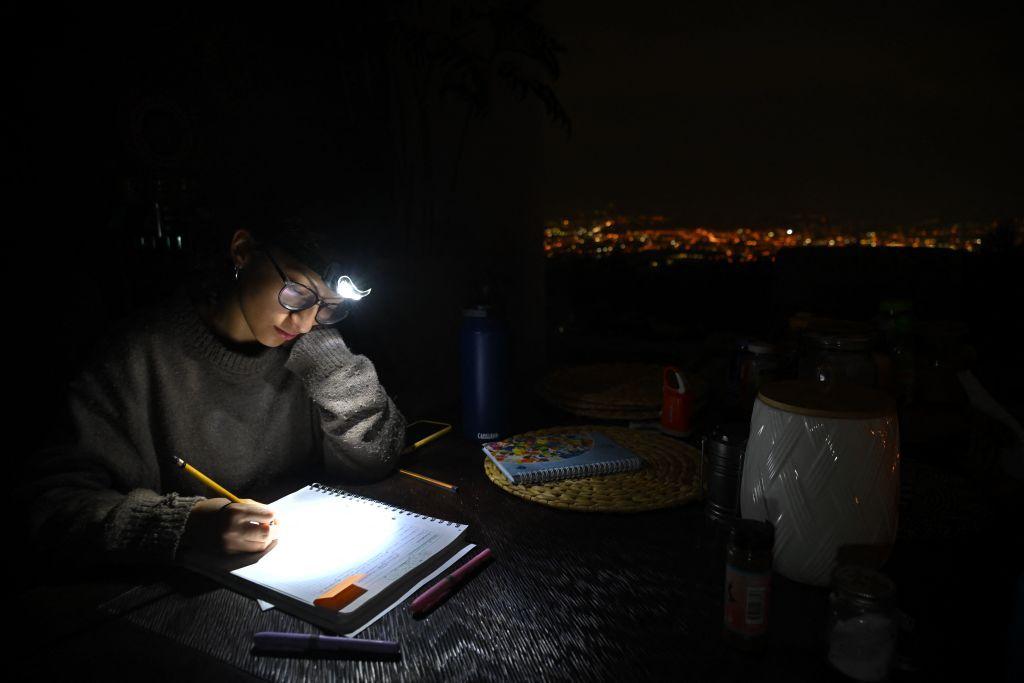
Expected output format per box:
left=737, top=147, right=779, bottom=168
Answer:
left=22, top=344, right=203, bottom=568
left=284, top=327, right=406, bottom=481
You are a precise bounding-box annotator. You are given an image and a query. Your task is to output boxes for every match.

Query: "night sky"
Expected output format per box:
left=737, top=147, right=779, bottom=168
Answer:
left=12, top=4, right=1022, bottom=232
left=540, top=2, right=1023, bottom=227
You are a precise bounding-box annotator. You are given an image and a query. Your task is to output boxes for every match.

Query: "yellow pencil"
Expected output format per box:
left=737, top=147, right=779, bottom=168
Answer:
left=398, top=468, right=459, bottom=492
left=173, top=456, right=244, bottom=502
left=173, top=456, right=278, bottom=526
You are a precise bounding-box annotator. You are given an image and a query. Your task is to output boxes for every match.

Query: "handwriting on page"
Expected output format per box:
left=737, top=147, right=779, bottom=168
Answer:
left=231, top=490, right=463, bottom=609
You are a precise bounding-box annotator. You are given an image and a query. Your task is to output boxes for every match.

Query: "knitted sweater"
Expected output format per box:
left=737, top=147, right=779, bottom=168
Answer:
left=23, top=285, right=406, bottom=568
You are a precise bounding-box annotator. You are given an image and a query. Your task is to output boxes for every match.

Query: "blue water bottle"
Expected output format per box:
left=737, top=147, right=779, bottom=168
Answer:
left=459, top=305, right=509, bottom=441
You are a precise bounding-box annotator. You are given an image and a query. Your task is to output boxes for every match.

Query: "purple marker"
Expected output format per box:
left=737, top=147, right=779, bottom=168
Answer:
left=253, top=631, right=400, bottom=656
left=410, top=547, right=493, bottom=615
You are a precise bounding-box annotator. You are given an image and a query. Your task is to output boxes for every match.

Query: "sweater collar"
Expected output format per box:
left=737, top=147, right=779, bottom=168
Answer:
left=170, top=287, right=285, bottom=375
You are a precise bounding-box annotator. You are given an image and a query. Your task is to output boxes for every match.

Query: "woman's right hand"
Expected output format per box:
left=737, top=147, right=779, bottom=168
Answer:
left=181, top=498, right=279, bottom=555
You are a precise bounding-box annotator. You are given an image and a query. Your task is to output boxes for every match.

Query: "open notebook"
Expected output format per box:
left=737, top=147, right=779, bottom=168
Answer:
left=178, top=483, right=469, bottom=635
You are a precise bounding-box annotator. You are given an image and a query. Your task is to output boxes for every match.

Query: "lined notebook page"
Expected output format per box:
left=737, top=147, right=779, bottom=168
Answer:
left=232, top=484, right=467, bottom=614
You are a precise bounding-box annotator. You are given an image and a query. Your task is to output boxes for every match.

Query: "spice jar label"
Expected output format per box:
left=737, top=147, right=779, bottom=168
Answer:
left=724, top=566, right=771, bottom=636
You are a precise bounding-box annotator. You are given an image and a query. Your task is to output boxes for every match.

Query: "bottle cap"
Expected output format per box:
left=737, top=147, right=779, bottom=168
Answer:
left=462, top=305, right=491, bottom=318
left=832, top=565, right=896, bottom=605
left=746, top=340, right=776, bottom=355
left=879, top=299, right=913, bottom=315
left=729, top=519, right=774, bottom=552
left=710, top=423, right=749, bottom=447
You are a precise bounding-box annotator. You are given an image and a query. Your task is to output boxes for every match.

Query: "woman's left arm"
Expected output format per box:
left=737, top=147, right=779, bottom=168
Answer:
left=284, top=327, right=406, bottom=481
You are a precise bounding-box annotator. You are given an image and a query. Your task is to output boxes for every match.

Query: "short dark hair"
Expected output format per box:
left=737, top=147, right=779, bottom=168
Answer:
left=186, top=187, right=345, bottom=307
left=258, top=216, right=335, bottom=277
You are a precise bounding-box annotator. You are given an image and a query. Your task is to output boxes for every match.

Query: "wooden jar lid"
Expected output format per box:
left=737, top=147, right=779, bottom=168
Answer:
left=757, top=380, right=896, bottom=419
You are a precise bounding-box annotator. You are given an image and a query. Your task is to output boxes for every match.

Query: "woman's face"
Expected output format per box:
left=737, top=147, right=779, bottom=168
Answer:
left=236, top=242, right=333, bottom=348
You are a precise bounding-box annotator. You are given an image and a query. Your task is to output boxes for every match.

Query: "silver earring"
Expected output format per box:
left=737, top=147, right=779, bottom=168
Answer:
left=234, top=265, right=241, bottom=281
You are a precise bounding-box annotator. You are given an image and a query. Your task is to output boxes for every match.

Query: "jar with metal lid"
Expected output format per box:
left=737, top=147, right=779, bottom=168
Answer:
left=799, top=330, right=878, bottom=388
left=723, top=519, right=774, bottom=650
left=827, top=566, right=898, bottom=681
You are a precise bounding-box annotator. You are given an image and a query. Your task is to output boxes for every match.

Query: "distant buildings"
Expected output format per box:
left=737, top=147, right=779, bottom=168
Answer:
left=543, top=212, right=1011, bottom=264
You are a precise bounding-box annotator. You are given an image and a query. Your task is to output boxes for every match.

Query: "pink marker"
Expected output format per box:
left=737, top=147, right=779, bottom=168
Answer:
left=410, top=548, right=493, bottom=615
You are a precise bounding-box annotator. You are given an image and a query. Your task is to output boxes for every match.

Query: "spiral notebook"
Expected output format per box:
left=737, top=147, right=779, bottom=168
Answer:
left=178, top=483, right=470, bottom=635
left=483, top=431, right=643, bottom=485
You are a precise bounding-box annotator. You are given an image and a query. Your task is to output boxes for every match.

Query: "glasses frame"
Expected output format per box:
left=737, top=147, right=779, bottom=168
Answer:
left=260, top=246, right=351, bottom=325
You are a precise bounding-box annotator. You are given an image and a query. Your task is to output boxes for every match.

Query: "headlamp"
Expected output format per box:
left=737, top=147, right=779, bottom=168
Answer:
left=323, top=263, right=371, bottom=301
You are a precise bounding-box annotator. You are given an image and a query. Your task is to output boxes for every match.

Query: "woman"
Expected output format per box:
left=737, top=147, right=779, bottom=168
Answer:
left=23, top=217, right=407, bottom=568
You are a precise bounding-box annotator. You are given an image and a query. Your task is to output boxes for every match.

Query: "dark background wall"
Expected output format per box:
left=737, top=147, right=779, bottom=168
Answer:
left=11, top=2, right=1023, bottom=448
left=13, top=6, right=550, bottom=436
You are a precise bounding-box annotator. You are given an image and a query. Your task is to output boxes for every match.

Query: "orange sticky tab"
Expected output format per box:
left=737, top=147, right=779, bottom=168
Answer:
left=313, top=573, right=368, bottom=611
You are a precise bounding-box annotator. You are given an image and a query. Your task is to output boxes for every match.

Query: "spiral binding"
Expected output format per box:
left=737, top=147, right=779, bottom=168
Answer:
left=519, top=458, right=641, bottom=485
left=308, top=483, right=460, bottom=527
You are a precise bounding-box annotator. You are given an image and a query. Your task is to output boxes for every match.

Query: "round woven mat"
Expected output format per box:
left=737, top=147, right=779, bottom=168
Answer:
left=537, top=363, right=707, bottom=420
left=483, top=425, right=702, bottom=512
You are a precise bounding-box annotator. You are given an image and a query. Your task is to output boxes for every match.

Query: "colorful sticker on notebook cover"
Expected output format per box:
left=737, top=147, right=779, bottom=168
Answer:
left=485, top=433, right=594, bottom=466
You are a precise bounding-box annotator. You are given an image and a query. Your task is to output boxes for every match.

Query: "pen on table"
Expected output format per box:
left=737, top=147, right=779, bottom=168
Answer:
left=253, top=631, right=400, bottom=657
left=409, top=547, right=493, bottom=615
left=173, top=456, right=277, bottom=525
left=398, top=468, right=459, bottom=493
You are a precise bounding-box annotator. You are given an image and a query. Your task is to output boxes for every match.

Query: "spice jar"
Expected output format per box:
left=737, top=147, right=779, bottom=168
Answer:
left=723, top=519, right=774, bottom=650
left=827, top=566, right=898, bottom=681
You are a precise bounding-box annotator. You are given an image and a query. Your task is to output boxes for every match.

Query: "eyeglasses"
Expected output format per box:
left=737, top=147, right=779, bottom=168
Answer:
left=261, top=247, right=352, bottom=325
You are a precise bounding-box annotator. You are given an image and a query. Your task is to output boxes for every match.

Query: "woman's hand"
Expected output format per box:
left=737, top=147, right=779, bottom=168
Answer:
left=181, top=498, right=280, bottom=555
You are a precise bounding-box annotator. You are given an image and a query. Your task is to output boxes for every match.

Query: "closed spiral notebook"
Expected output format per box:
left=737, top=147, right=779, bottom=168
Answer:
left=483, top=431, right=644, bottom=485
left=178, top=483, right=469, bottom=635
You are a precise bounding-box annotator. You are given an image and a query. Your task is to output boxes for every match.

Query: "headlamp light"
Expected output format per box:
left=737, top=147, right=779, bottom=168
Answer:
left=323, top=263, right=371, bottom=301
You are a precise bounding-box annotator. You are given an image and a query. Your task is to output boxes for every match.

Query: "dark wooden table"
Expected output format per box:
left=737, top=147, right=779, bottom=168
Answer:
left=16, top=393, right=1015, bottom=682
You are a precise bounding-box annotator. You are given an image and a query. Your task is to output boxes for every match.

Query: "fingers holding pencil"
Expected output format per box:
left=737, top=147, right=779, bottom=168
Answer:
left=232, top=499, right=279, bottom=525
left=173, top=456, right=281, bottom=555
left=220, top=500, right=280, bottom=554
left=182, top=498, right=280, bottom=555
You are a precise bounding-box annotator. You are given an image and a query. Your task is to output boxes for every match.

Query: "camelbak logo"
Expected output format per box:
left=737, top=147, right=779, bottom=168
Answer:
left=478, top=432, right=499, bottom=440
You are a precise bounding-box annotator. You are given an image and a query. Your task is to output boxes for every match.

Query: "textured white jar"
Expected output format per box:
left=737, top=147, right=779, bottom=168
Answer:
left=740, top=381, right=900, bottom=586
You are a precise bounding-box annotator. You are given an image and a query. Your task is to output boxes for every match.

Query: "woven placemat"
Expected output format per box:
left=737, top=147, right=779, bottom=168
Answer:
left=482, top=425, right=702, bottom=512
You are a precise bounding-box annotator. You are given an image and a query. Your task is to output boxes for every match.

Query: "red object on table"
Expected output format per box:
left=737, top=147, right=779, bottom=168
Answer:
left=660, top=366, right=694, bottom=437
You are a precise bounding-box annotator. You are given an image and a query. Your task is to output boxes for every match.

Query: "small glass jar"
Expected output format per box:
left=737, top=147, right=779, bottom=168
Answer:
left=723, top=520, right=774, bottom=650
left=827, top=566, right=898, bottom=681
left=799, top=330, right=878, bottom=388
